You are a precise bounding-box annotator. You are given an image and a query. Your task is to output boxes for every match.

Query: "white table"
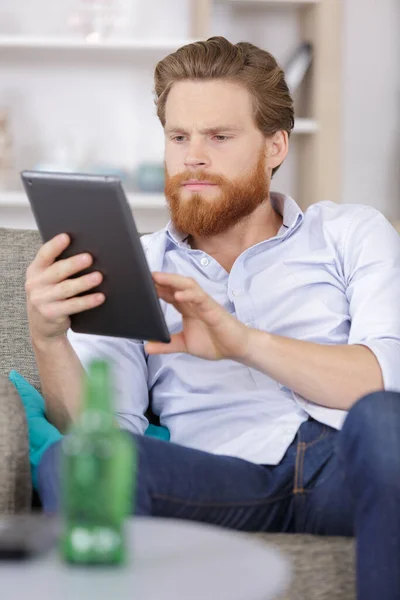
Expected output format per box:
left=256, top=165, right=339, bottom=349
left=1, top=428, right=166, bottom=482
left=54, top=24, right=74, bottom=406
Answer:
left=1, top=517, right=290, bottom=600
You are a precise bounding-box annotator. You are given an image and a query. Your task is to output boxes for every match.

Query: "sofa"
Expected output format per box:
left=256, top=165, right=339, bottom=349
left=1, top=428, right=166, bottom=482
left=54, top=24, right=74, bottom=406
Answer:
left=0, top=226, right=355, bottom=599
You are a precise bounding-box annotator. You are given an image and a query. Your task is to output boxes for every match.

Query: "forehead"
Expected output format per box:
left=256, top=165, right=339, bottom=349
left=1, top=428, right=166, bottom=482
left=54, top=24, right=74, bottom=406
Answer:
left=164, top=79, right=255, bottom=127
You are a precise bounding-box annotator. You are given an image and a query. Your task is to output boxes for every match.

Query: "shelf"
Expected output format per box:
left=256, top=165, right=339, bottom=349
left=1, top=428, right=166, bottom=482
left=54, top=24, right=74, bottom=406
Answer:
left=221, top=0, right=319, bottom=5
left=0, top=119, right=316, bottom=211
left=0, top=191, right=168, bottom=209
left=293, top=118, right=318, bottom=134
left=0, top=35, right=196, bottom=57
left=0, top=119, right=316, bottom=210
left=126, top=193, right=167, bottom=209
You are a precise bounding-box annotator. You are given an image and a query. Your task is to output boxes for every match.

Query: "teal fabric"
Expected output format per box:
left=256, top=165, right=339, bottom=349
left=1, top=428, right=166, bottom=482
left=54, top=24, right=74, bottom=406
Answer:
left=8, top=370, right=170, bottom=489
left=145, top=423, right=170, bottom=441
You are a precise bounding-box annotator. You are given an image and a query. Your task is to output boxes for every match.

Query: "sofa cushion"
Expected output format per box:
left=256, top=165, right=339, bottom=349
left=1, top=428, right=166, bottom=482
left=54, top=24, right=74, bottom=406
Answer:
left=0, top=228, right=42, bottom=390
left=0, top=375, right=32, bottom=512
left=8, top=370, right=63, bottom=489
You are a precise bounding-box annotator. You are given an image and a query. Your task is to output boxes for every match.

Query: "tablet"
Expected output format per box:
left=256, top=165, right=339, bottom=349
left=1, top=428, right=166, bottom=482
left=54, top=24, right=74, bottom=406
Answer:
left=21, top=170, right=171, bottom=343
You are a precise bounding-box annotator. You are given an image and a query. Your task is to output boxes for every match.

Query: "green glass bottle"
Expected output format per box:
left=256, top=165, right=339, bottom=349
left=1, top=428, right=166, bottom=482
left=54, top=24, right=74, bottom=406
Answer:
left=61, top=360, right=136, bottom=565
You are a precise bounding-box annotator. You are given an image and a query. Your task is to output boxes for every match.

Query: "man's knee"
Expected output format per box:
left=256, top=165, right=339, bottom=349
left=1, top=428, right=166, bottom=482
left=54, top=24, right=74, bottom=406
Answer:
left=341, top=390, right=400, bottom=490
left=346, top=390, right=400, bottom=433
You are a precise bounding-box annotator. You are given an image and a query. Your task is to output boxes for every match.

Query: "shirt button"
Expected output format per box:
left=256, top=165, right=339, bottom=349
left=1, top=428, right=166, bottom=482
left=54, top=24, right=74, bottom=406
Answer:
left=232, top=289, right=243, bottom=297
left=200, top=257, right=209, bottom=267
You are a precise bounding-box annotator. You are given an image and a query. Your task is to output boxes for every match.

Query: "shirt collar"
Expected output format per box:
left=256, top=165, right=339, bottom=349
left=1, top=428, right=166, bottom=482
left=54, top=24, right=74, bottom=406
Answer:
left=270, top=191, right=303, bottom=230
left=165, top=221, right=190, bottom=248
left=165, top=191, right=304, bottom=248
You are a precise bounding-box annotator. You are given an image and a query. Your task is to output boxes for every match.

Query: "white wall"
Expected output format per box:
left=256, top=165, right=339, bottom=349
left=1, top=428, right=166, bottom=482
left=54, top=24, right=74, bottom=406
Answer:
left=342, top=0, right=400, bottom=219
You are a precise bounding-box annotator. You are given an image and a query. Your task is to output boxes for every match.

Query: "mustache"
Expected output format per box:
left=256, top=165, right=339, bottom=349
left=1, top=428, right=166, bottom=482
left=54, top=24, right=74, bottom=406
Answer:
left=166, top=171, right=227, bottom=186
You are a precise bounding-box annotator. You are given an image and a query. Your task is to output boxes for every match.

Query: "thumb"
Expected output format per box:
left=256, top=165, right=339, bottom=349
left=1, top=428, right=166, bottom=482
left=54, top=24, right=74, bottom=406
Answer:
left=145, top=333, right=187, bottom=355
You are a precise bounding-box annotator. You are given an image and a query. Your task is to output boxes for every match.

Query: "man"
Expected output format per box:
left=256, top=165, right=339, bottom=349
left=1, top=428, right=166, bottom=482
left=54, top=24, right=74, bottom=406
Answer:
left=28, top=38, right=400, bottom=599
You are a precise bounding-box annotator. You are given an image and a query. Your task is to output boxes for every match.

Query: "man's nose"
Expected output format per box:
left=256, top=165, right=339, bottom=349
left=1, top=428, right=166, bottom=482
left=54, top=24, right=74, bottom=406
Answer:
left=184, top=139, right=210, bottom=169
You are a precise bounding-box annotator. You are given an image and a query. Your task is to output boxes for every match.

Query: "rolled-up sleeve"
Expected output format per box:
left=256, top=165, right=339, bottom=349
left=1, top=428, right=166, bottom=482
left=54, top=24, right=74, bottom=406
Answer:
left=344, top=207, right=400, bottom=391
left=67, top=329, right=149, bottom=435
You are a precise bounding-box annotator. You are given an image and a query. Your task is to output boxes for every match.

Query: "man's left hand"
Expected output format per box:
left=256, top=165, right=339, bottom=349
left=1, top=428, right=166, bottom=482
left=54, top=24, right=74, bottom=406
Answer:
left=145, top=272, right=250, bottom=361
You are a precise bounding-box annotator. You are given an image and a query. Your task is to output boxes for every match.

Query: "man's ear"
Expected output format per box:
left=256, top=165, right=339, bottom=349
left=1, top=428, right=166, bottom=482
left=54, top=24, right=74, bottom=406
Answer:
left=266, top=131, right=289, bottom=171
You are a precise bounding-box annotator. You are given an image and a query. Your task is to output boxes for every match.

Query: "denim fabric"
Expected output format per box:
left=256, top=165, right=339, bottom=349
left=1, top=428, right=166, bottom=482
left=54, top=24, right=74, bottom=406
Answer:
left=38, top=391, right=400, bottom=600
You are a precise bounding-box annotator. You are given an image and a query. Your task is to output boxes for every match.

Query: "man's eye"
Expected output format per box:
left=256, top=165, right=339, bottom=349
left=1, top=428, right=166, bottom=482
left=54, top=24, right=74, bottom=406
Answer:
left=173, top=136, right=186, bottom=142
left=213, top=135, right=229, bottom=142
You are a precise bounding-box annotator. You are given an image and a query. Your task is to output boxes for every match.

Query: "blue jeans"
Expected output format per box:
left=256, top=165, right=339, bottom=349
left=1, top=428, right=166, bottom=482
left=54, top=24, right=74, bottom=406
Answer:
left=38, top=391, right=400, bottom=600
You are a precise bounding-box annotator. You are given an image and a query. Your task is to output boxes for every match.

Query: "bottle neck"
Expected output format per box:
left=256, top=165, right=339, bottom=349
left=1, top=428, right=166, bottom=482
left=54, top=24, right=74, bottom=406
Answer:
left=83, top=360, right=113, bottom=415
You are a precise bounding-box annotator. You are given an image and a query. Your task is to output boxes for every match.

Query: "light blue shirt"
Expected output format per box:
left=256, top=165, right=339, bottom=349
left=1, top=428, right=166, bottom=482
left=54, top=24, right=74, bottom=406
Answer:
left=68, top=193, right=400, bottom=465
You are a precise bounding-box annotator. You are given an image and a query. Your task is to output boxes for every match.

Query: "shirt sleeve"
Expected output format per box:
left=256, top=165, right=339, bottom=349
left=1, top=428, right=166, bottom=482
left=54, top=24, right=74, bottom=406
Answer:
left=344, top=206, right=400, bottom=392
left=67, top=329, right=149, bottom=435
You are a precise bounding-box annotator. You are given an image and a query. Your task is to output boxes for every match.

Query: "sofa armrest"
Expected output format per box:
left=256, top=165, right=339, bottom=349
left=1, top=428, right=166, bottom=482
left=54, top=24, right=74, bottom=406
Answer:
left=0, top=376, right=31, bottom=513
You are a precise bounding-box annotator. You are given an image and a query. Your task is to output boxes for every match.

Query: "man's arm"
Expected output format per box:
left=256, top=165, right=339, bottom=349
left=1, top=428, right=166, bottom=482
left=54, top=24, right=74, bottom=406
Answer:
left=26, top=233, right=149, bottom=435
left=34, top=331, right=151, bottom=436
left=240, top=333, right=383, bottom=410
left=148, top=207, right=400, bottom=411
left=32, top=335, right=85, bottom=433
left=242, top=207, right=400, bottom=410
left=67, top=329, right=150, bottom=436
left=25, top=233, right=108, bottom=433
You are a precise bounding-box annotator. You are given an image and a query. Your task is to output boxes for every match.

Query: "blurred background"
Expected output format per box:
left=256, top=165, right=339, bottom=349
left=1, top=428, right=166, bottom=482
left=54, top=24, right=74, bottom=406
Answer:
left=0, top=0, right=399, bottom=232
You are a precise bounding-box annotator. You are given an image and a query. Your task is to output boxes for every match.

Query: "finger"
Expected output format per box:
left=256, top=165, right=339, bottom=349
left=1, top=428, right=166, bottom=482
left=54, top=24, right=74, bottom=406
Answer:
left=156, top=283, right=218, bottom=323
left=173, top=287, right=224, bottom=328
left=41, top=252, right=93, bottom=285
left=43, top=271, right=103, bottom=302
left=174, top=289, right=204, bottom=305
left=173, top=288, right=218, bottom=316
left=145, top=333, right=187, bottom=355
left=154, top=280, right=206, bottom=305
left=152, top=272, right=198, bottom=292
left=44, top=293, right=105, bottom=319
left=154, top=283, right=180, bottom=305
left=30, top=234, right=71, bottom=274
left=154, top=285, right=200, bottom=318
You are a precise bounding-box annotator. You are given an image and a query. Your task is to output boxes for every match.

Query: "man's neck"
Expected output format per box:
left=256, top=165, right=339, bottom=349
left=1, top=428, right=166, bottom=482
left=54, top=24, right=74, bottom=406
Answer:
left=188, top=200, right=283, bottom=273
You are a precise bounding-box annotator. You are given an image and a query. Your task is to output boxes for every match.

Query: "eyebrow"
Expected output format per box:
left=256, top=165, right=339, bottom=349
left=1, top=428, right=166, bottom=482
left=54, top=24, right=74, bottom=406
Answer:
left=165, top=125, right=243, bottom=135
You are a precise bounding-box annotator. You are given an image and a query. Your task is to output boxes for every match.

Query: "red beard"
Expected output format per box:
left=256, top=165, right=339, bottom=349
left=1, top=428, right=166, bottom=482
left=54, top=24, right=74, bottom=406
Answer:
left=165, top=149, right=269, bottom=237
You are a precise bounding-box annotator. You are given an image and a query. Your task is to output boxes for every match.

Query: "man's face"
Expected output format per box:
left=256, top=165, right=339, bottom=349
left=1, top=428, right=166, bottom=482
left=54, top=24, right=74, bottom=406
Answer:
left=164, top=79, right=270, bottom=237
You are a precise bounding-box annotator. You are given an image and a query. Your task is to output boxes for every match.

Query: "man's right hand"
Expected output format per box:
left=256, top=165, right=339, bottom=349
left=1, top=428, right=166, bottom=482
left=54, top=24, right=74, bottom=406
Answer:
left=25, top=233, right=105, bottom=344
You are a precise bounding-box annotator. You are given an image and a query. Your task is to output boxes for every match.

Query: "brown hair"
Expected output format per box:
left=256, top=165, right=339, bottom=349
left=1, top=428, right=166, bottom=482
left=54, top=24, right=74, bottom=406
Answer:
left=154, top=36, right=294, bottom=176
